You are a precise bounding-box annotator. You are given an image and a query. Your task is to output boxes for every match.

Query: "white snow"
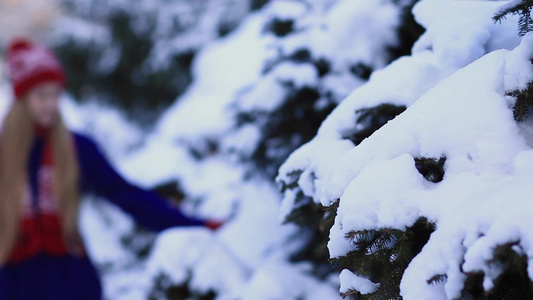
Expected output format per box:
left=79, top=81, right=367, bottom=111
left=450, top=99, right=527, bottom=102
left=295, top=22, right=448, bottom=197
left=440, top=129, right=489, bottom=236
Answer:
left=238, top=259, right=340, bottom=300
left=155, top=12, right=272, bottom=140
left=339, top=269, right=379, bottom=295
left=145, top=228, right=249, bottom=299
left=279, top=0, right=521, bottom=206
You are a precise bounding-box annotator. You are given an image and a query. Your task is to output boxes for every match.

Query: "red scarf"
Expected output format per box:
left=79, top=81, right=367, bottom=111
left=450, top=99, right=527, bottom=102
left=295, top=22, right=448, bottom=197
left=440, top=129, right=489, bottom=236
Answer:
left=8, top=127, right=73, bottom=263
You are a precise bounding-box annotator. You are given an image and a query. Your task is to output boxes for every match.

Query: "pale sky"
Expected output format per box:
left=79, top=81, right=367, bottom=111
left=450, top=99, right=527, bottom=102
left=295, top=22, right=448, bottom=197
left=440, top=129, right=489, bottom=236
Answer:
left=0, top=0, right=61, bottom=45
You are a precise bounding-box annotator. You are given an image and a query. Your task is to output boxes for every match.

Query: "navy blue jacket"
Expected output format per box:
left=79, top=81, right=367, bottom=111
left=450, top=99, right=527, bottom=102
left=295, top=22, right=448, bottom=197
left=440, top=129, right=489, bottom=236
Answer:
left=73, top=133, right=205, bottom=230
left=0, top=132, right=205, bottom=300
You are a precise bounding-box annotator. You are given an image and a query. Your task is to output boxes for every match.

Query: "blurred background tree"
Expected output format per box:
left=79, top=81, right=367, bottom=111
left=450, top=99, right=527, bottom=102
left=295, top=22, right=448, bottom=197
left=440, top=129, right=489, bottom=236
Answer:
left=51, top=0, right=271, bottom=127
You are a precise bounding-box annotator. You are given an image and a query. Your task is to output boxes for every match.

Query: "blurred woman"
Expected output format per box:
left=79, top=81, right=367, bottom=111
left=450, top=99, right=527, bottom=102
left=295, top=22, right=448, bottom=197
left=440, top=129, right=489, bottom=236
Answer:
left=0, top=39, right=222, bottom=300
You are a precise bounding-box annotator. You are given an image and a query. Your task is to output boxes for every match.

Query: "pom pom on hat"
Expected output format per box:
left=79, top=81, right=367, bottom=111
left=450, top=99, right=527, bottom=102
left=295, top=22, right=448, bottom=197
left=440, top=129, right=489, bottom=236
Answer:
left=7, top=38, right=65, bottom=100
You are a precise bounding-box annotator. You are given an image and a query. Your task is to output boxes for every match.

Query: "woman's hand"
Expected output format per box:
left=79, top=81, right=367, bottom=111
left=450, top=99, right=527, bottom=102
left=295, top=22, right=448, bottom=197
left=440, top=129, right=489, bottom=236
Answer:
left=205, top=220, right=225, bottom=231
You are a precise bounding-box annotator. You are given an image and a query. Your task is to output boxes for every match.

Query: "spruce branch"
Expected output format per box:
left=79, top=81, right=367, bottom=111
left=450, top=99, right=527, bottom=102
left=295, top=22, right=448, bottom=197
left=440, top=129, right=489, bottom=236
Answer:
left=460, top=241, right=533, bottom=299
left=344, top=230, right=377, bottom=247
left=279, top=170, right=303, bottom=193
left=508, top=81, right=533, bottom=122
left=415, top=156, right=446, bottom=183
left=325, top=200, right=340, bottom=218
left=367, top=229, right=402, bottom=255
left=494, top=0, right=533, bottom=36
left=345, top=104, right=407, bottom=145
left=334, top=218, right=435, bottom=299
left=427, top=274, right=448, bottom=285
left=341, top=288, right=361, bottom=299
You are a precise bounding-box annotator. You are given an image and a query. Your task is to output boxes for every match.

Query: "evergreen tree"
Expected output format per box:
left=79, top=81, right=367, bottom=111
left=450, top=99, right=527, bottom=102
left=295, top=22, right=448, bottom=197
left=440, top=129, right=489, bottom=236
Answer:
left=457, top=14, right=533, bottom=297
left=138, top=0, right=425, bottom=298
left=278, top=0, right=423, bottom=287
left=221, top=0, right=424, bottom=178
left=50, top=2, right=270, bottom=298
left=279, top=1, right=528, bottom=299
left=53, top=0, right=262, bottom=127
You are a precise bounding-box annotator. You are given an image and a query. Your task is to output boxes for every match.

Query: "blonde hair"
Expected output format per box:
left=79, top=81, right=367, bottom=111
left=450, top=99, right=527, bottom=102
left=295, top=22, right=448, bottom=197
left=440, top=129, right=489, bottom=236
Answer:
left=0, top=100, right=81, bottom=264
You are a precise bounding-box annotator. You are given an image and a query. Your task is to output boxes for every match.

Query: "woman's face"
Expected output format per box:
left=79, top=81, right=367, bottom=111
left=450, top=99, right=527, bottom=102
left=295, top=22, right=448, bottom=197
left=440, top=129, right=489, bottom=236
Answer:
left=25, top=82, right=62, bottom=127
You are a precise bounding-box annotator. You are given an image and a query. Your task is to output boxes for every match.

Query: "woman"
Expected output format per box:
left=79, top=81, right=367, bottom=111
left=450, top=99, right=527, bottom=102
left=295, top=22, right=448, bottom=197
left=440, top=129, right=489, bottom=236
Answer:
left=0, top=39, right=222, bottom=300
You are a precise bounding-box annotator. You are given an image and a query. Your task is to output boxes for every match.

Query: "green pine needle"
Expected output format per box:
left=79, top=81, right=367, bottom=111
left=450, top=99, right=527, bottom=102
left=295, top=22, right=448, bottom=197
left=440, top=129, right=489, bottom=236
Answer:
left=334, top=218, right=435, bottom=299
left=494, top=0, right=533, bottom=37
left=508, top=82, right=533, bottom=122
left=427, top=274, right=448, bottom=285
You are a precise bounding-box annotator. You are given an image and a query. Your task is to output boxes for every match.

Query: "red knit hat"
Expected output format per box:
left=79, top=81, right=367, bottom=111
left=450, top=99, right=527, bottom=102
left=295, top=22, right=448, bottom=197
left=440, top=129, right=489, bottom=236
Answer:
left=7, top=38, right=65, bottom=100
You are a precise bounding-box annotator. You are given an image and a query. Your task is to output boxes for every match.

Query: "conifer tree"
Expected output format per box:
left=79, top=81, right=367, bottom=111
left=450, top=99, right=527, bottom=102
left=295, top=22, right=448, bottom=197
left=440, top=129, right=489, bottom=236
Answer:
left=454, top=10, right=533, bottom=298
left=141, top=0, right=425, bottom=297
left=280, top=3, right=533, bottom=299
left=54, top=0, right=258, bottom=126
left=52, top=2, right=267, bottom=298
left=278, top=0, right=424, bottom=292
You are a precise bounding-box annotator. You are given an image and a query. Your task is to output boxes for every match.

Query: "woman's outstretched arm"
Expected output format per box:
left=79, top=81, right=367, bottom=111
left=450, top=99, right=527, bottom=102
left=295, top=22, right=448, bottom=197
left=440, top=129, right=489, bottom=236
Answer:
left=74, top=133, right=208, bottom=232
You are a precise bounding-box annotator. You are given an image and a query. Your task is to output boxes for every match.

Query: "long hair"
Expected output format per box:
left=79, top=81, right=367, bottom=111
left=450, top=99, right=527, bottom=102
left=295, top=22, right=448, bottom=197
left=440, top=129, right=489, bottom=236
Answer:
left=0, top=100, right=80, bottom=264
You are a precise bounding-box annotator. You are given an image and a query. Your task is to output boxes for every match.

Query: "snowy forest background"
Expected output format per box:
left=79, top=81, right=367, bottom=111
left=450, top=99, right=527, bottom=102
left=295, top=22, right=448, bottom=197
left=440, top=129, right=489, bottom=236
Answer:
left=2, top=0, right=533, bottom=299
